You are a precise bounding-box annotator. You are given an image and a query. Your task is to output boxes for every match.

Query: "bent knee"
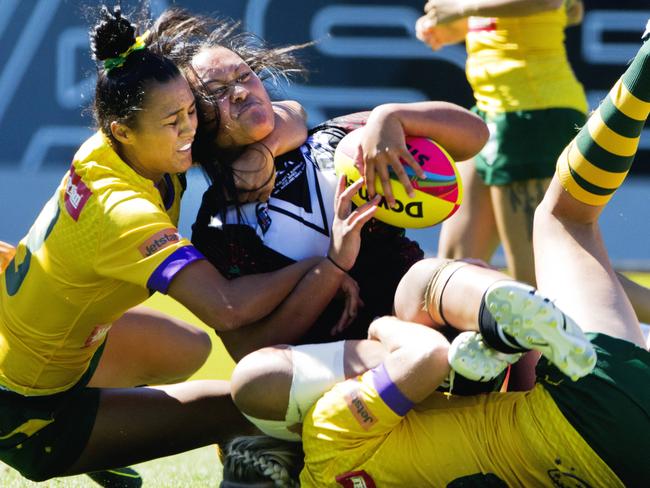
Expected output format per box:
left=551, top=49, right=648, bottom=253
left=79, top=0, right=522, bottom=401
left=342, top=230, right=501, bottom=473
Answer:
left=394, top=258, right=451, bottom=325
left=231, top=346, right=292, bottom=419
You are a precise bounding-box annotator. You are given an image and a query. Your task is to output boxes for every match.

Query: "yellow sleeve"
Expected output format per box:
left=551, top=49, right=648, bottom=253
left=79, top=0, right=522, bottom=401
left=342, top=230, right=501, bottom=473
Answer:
left=94, top=194, right=201, bottom=292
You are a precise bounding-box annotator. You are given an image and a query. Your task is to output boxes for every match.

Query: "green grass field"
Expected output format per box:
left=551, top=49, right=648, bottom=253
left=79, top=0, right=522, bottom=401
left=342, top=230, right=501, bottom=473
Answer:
left=4, top=273, right=650, bottom=486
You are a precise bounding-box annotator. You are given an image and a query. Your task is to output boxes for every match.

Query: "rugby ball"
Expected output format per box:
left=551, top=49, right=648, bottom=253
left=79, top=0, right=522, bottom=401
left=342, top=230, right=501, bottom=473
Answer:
left=334, top=128, right=463, bottom=228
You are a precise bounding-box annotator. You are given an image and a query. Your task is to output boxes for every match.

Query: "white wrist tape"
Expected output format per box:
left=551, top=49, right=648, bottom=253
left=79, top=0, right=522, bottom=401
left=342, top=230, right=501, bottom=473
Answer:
left=243, top=341, right=346, bottom=441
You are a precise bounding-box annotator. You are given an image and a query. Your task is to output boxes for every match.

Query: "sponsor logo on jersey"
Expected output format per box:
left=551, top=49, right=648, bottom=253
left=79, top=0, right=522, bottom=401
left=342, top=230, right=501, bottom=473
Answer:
left=344, top=384, right=377, bottom=430
left=335, top=470, right=377, bottom=488
left=84, top=323, right=112, bottom=347
left=65, top=166, right=92, bottom=221
left=139, top=228, right=180, bottom=257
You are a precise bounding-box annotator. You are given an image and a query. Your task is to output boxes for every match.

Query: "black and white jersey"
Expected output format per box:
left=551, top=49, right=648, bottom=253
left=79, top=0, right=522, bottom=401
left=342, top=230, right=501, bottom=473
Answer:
left=203, top=125, right=345, bottom=262
left=191, top=116, right=424, bottom=344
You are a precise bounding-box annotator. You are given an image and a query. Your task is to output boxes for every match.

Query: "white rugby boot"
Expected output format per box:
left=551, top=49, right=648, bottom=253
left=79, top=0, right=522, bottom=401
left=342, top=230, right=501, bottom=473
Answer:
left=484, top=281, right=597, bottom=381
left=448, top=331, right=521, bottom=382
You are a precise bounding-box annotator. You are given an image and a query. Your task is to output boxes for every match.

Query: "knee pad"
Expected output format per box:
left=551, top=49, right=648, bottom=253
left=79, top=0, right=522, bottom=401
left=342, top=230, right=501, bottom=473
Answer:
left=243, top=341, right=346, bottom=441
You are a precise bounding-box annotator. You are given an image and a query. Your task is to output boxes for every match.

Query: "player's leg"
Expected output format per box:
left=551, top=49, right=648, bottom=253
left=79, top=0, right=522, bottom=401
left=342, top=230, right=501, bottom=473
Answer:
left=89, top=305, right=212, bottom=388
left=394, top=257, right=511, bottom=329
left=490, top=177, right=550, bottom=285
left=394, top=258, right=595, bottom=381
left=230, top=341, right=387, bottom=438
left=437, top=161, right=500, bottom=262
left=533, top=36, right=650, bottom=349
left=63, top=380, right=250, bottom=474
left=82, top=307, right=211, bottom=487
left=616, top=272, right=650, bottom=325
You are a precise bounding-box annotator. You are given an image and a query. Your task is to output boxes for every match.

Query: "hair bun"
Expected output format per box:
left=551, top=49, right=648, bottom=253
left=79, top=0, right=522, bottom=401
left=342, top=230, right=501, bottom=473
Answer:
left=90, top=5, right=137, bottom=62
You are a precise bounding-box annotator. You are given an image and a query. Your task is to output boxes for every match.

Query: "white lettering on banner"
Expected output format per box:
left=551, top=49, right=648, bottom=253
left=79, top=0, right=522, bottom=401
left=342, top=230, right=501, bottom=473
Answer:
left=582, top=10, right=650, bottom=64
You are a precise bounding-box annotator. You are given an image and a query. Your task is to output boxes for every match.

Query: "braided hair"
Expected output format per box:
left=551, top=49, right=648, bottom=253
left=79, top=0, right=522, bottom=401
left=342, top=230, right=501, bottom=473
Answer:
left=90, top=4, right=181, bottom=140
left=220, top=435, right=304, bottom=488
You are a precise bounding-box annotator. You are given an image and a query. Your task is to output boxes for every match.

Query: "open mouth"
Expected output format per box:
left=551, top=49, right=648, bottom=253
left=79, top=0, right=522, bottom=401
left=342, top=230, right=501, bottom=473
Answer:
left=178, top=142, right=192, bottom=152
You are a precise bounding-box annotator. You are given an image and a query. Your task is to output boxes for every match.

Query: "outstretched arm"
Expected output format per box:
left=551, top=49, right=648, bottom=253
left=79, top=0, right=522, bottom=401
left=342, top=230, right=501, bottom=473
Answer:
left=416, top=0, right=568, bottom=51
left=217, top=264, right=353, bottom=361
left=168, top=256, right=322, bottom=332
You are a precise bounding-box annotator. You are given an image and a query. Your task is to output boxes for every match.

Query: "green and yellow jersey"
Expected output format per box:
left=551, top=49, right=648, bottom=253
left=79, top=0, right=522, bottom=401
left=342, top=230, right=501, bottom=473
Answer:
left=0, top=132, right=203, bottom=396
left=301, top=362, right=624, bottom=487
left=465, top=5, right=588, bottom=115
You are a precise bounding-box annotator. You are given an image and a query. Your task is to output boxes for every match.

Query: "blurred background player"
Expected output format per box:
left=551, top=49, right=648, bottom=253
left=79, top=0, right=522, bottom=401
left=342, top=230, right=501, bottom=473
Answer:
left=416, top=0, right=587, bottom=286
left=416, top=0, right=592, bottom=390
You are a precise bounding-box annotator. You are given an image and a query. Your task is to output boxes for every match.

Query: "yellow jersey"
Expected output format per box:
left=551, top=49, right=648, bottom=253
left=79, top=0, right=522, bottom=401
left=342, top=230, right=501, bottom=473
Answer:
left=465, top=6, right=588, bottom=114
left=300, top=366, right=622, bottom=487
left=0, top=132, right=203, bottom=396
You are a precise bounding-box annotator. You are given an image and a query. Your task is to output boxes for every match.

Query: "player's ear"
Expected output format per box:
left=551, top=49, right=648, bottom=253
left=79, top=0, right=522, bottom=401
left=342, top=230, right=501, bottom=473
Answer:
left=110, top=120, right=134, bottom=145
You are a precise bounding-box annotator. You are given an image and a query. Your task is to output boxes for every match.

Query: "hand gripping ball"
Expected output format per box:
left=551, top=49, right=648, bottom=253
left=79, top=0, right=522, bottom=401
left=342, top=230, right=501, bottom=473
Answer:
left=334, top=128, right=463, bottom=228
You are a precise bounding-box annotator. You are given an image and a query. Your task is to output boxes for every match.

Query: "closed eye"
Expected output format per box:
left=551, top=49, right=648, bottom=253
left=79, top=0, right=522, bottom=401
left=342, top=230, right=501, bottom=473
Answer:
left=211, top=86, right=229, bottom=99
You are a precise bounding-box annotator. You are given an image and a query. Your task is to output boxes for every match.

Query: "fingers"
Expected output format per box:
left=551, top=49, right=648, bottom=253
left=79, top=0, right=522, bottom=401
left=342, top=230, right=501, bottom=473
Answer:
left=335, top=175, right=380, bottom=225
left=360, top=146, right=376, bottom=200
left=347, top=196, right=380, bottom=231
left=331, top=297, right=354, bottom=335
left=335, top=175, right=365, bottom=218
left=415, top=15, right=438, bottom=45
left=235, top=170, right=276, bottom=203
left=0, top=241, right=16, bottom=273
left=331, top=277, right=362, bottom=335
left=374, top=163, right=395, bottom=207
left=237, top=190, right=262, bottom=203
left=333, top=173, right=346, bottom=204
left=368, top=150, right=422, bottom=207
left=391, top=149, right=423, bottom=199
left=415, top=16, right=427, bottom=42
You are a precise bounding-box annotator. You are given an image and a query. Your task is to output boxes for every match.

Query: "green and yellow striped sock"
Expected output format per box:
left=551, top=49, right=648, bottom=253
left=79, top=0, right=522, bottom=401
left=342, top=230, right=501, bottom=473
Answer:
left=557, top=38, right=650, bottom=206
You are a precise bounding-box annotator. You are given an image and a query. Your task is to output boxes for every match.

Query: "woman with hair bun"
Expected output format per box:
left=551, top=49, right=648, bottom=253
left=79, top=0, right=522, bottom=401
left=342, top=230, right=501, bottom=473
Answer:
left=0, top=4, right=377, bottom=483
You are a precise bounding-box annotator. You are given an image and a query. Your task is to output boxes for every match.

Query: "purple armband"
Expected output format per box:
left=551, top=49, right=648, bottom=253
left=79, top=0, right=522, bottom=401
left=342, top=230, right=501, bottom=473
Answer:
left=371, top=363, right=414, bottom=416
left=147, top=246, right=205, bottom=294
